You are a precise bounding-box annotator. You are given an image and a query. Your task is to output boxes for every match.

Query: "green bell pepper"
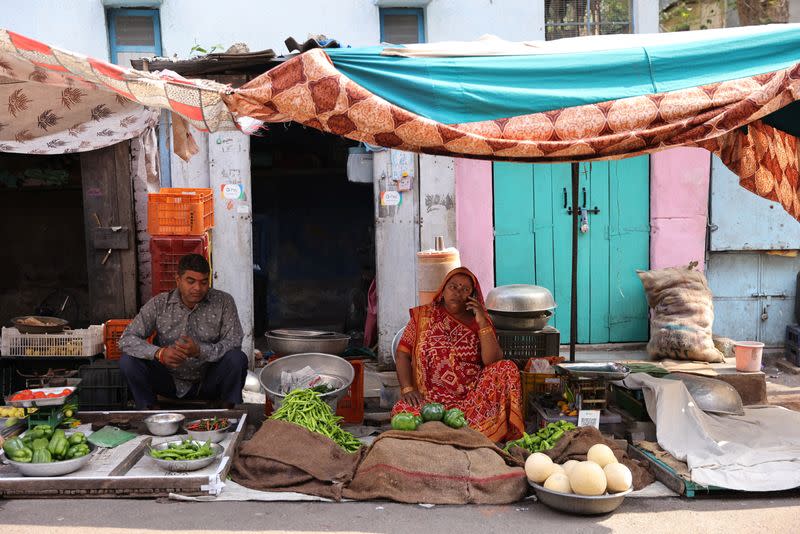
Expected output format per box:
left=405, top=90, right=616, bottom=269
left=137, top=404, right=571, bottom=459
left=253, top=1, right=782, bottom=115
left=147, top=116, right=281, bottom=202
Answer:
left=391, top=412, right=419, bottom=431
left=48, top=432, right=69, bottom=460
left=28, top=425, right=53, bottom=440
left=443, top=408, right=467, bottom=429
left=31, top=438, right=49, bottom=451
left=420, top=402, right=445, bottom=422
left=66, top=443, right=90, bottom=459
left=68, top=432, right=86, bottom=446
left=3, top=437, right=33, bottom=463
left=32, top=448, right=52, bottom=464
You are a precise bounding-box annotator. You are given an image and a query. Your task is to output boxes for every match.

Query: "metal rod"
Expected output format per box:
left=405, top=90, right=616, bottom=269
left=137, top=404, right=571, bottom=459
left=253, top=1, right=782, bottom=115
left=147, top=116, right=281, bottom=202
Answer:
left=570, top=162, right=579, bottom=362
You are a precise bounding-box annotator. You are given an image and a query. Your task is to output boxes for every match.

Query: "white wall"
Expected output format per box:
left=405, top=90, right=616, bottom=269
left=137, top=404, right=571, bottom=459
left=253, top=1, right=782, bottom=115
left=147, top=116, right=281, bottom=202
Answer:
left=0, top=0, right=109, bottom=58
left=426, top=0, right=544, bottom=41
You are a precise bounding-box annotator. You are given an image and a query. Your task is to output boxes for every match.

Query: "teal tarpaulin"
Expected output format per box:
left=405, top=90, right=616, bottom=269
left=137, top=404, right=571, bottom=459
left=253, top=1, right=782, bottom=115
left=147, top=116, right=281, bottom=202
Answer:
left=326, top=24, right=800, bottom=126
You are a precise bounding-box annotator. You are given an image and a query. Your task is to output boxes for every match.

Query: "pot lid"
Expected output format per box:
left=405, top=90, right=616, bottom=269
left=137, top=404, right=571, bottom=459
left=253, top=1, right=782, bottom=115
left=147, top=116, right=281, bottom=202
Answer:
left=485, top=284, right=556, bottom=313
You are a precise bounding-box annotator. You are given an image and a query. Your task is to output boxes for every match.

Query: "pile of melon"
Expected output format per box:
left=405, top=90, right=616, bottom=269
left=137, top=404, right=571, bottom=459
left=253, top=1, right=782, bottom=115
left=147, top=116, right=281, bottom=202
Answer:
left=525, top=444, right=632, bottom=496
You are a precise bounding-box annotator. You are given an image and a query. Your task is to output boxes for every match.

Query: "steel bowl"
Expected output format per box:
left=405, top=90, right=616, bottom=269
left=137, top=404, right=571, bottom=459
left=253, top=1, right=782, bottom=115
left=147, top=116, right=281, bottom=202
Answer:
left=259, top=352, right=354, bottom=410
left=149, top=440, right=224, bottom=472
left=529, top=481, right=632, bottom=515
left=4, top=443, right=96, bottom=477
left=184, top=418, right=232, bottom=444
left=489, top=310, right=553, bottom=331
left=266, top=330, right=350, bottom=356
left=144, top=413, right=186, bottom=436
left=664, top=373, right=745, bottom=416
left=485, top=285, right=557, bottom=314
left=11, top=315, right=69, bottom=334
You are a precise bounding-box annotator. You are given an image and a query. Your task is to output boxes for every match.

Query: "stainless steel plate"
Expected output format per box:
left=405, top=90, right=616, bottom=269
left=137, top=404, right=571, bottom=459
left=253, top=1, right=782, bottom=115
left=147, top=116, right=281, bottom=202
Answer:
left=664, top=373, right=745, bottom=416
left=554, top=362, right=631, bottom=381
left=149, top=440, right=224, bottom=472
left=3, top=442, right=96, bottom=477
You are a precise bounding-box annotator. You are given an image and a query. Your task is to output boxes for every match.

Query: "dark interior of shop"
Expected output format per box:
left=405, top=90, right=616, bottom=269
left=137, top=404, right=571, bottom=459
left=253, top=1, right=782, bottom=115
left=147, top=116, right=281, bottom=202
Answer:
left=250, top=123, right=375, bottom=344
left=0, top=152, right=88, bottom=329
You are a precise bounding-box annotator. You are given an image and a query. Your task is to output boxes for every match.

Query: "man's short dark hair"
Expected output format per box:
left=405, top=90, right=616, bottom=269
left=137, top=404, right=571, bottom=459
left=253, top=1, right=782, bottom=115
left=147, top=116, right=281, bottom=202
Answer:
left=178, top=254, right=210, bottom=276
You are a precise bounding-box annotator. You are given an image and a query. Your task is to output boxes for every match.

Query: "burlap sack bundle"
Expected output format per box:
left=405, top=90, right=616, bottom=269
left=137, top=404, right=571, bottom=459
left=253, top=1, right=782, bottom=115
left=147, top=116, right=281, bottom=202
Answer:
left=637, top=263, right=724, bottom=363
left=343, top=421, right=528, bottom=504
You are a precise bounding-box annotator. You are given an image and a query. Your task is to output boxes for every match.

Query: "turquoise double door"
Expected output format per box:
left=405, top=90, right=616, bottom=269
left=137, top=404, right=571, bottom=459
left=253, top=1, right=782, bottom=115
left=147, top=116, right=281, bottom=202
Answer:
left=493, top=158, right=650, bottom=344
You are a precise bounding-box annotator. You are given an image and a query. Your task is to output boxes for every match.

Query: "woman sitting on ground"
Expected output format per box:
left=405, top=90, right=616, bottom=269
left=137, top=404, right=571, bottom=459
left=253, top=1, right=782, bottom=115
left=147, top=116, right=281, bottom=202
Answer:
left=392, top=267, right=524, bottom=442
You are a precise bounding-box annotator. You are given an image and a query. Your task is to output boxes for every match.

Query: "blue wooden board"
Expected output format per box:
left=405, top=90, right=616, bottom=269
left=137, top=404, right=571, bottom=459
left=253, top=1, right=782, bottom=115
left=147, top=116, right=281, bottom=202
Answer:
left=493, top=158, right=650, bottom=343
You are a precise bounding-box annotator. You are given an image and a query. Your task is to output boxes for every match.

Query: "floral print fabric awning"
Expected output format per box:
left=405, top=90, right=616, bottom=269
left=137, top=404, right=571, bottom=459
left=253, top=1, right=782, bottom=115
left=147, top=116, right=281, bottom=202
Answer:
left=225, top=44, right=800, bottom=220
left=0, top=29, right=236, bottom=154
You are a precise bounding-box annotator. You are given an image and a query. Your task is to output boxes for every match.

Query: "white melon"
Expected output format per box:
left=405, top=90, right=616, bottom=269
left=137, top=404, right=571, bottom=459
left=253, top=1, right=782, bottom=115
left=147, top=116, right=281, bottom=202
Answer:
left=604, top=462, right=633, bottom=493
left=524, top=452, right=554, bottom=484
left=569, top=461, right=607, bottom=496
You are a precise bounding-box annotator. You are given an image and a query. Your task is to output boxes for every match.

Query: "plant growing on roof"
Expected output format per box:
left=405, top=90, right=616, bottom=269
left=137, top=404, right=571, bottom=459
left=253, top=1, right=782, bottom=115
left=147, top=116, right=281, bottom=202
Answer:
left=190, top=42, right=224, bottom=57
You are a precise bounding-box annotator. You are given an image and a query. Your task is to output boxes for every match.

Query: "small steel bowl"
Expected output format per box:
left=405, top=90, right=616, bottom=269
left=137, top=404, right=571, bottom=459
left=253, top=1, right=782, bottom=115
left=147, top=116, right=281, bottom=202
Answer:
left=529, top=481, right=632, bottom=515
left=184, top=418, right=232, bottom=444
left=4, top=443, right=96, bottom=477
left=143, top=413, right=186, bottom=436
left=149, top=440, right=224, bottom=472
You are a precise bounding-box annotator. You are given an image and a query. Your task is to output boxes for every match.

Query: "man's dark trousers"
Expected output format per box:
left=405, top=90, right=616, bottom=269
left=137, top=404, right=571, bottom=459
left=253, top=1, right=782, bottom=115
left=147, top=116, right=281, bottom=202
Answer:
left=119, top=349, right=248, bottom=409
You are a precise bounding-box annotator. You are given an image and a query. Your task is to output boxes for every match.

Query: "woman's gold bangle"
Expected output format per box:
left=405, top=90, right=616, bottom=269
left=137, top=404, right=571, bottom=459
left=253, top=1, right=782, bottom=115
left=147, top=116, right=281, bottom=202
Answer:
left=400, top=386, right=416, bottom=395
left=478, top=326, right=494, bottom=336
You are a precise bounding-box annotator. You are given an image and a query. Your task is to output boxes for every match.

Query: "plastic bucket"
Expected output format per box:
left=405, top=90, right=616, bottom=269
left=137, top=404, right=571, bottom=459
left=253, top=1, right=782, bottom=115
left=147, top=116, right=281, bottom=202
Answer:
left=734, top=341, right=764, bottom=372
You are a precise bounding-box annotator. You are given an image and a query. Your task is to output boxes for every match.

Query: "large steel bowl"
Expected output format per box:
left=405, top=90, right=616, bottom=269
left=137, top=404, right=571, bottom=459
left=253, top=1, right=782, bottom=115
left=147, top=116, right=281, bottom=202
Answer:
left=529, top=481, right=632, bottom=515
left=485, top=285, right=556, bottom=314
left=489, top=310, right=552, bottom=331
left=259, top=352, right=354, bottom=410
left=4, top=443, right=96, bottom=477
left=266, top=330, right=350, bottom=356
left=144, top=413, right=185, bottom=436
left=149, top=440, right=224, bottom=472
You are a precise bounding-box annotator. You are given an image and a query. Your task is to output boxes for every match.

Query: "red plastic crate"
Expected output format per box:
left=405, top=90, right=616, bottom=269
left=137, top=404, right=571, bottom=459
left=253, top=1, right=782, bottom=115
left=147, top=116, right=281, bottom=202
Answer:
left=336, top=359, right=364, bottom=424
left=148, top=188, right=214, bottom=236
left=150, top=233, right=210, bottom=296
left=104, top=319, right=132, bottom=361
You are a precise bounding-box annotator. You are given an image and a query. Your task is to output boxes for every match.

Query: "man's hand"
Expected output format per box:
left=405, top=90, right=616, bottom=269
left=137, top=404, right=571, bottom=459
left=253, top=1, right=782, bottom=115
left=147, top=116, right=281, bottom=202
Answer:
left=174, top=335, right=200, bottom=358
left=160, top=347, right=188, bottom=369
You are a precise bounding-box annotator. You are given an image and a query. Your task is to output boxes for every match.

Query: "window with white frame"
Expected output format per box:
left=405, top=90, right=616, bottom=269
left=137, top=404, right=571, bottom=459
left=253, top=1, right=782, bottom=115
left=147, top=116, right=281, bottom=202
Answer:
left=545, top=0, right=632, bottom=41
left=380, top=8, right=425, bottom=44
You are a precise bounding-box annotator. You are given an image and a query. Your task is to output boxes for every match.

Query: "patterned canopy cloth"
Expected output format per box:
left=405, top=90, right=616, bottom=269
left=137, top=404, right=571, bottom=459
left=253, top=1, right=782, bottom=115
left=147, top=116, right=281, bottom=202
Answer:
left=391, top=267, right=524, bottom=442
left=225, top=26, right=800, bottom=220
left=0, top=29, right=236, bottom=154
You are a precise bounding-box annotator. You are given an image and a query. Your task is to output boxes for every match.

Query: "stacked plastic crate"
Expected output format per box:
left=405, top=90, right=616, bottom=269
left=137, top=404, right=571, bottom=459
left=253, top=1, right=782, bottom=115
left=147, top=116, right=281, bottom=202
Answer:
left=147, top=188, right=214, bottom=296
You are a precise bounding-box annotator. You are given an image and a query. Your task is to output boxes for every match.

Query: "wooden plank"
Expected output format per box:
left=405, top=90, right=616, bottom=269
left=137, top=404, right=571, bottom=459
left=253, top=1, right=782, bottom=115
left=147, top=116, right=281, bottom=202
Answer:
left=92, top=227, right=130, bottom=250
left=609, top=156, right=650, bottom=342
left=627, top=443, right=687, bottom=496
left=80, top=142, right=138, bottom=322
left=107, top=437, right=152, bottom=477
left=588, top=161, right=611, bottom=343
left=549, top=163, right=573, bottom=343
left=493, top=162, right=534, bottom=286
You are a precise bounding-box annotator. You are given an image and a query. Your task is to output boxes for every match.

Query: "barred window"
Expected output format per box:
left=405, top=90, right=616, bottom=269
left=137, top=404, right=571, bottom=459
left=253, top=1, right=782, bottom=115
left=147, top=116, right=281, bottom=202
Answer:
left=545, top=0, right=632, bottom=41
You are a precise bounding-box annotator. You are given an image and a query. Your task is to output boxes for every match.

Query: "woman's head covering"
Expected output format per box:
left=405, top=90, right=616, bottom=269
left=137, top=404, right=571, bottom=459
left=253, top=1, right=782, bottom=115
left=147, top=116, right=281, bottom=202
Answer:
left=432, top=266, right=487, bottom=308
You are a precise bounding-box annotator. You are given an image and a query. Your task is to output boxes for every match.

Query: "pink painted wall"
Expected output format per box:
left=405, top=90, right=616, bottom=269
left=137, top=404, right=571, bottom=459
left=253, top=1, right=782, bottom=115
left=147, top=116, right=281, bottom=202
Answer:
left=454, top=158, right=495, bottom=293
left=650, top=148, right=711, bottom=271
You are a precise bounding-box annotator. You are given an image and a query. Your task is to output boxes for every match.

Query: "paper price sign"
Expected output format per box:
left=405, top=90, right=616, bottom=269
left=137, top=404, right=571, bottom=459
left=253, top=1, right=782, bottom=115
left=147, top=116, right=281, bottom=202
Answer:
left=577, top=409, right=600, bottom=429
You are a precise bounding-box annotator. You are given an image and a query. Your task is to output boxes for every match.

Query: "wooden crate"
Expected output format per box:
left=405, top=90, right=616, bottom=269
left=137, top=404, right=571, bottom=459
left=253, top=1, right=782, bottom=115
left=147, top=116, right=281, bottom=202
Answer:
left=0, top=409, right=246, bottom=498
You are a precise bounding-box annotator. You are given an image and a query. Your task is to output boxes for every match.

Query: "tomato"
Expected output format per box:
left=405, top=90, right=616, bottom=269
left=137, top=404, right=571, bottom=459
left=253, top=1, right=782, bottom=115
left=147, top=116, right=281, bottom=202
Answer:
left=32, top=391, right=46, bottom=399
left=61, top=389, right=72, bottom=396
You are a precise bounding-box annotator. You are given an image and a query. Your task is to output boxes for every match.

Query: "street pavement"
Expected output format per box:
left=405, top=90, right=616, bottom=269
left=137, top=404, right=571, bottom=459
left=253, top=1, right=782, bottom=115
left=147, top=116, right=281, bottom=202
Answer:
left=2, top=495, right=800, bottom=534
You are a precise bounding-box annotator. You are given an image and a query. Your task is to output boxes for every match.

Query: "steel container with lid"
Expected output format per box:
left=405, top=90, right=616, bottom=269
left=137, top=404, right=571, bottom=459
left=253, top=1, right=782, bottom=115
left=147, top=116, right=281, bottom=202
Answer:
left=485, top=285, right=557, bottom=331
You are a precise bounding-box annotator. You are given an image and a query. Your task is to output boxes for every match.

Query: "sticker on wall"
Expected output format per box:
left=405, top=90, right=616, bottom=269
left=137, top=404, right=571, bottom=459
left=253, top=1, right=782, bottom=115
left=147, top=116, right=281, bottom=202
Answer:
left=237, top=205, right=250, bottom=214
left=380, top=191, right=402, bottom=206
left=391, top=150, right=415, bottom=191
left=221, top=183, right=244, bottom=200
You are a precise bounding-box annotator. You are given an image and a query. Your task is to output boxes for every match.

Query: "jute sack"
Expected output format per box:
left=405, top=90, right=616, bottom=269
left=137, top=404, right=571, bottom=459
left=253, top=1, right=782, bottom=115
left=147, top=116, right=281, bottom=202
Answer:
left=343, top=421, right=527, bottom=504
left=637, top=262, right=724, bottom=363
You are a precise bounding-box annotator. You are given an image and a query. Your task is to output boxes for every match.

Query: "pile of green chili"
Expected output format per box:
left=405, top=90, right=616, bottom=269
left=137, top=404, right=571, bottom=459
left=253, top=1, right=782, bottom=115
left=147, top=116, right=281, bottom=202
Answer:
left=270, top=388, right=362, bottom=453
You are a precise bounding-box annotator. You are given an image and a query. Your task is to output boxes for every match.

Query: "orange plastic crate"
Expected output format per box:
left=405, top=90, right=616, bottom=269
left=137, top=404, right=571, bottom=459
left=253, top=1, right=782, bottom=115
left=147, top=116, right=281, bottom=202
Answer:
left=147, top=188, right=214, bottom=236
left=336, top=359, right=364, bottom=424
left=104, top=319, right=132, bottom=361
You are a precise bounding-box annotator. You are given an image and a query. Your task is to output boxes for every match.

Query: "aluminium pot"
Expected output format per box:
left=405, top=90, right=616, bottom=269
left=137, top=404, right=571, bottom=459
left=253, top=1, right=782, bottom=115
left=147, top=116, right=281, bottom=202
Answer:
left=485, top=285, right=556, bottom=315
left=488, top=310, right=553, bottom=331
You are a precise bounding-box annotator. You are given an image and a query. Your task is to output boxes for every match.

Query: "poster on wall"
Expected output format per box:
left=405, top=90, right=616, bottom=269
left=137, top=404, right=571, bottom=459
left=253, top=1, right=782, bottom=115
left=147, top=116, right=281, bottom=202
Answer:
left=391, top=150, right=415, bottom=191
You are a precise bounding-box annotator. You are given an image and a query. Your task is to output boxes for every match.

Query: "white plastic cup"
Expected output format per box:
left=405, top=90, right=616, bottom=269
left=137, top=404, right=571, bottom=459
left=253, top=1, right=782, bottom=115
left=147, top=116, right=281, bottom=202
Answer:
left=734, top=341, right=764, bottom=372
